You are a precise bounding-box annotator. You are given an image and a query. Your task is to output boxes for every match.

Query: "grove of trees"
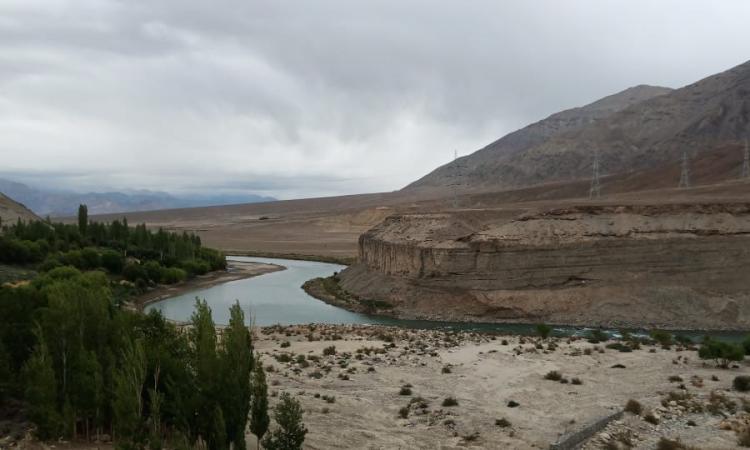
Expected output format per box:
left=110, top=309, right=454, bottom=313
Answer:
left=0, top=208, right=306, bottom=449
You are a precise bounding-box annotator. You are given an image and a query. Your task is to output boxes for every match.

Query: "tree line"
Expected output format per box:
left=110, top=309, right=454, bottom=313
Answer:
left=0, top=205, right=226, bottom=292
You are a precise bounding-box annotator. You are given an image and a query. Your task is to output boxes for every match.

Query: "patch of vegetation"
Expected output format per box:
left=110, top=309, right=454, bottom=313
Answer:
left=322, top=345, right=337, bottom=356
left=543, top=370, right=563, bottom=381
left=624, top=399, right=643, bottom=415
left=536, top=323, right=552, bottom=339
left=656, top=437, right=698, bottom=450
left=398, top=406, right=409, bottom=419
left=698, top=338, right=745, bottom=367
left=734, top=375, right=750, bottom=392
left=442, top=397, right=458, bottom=407
left=399, top=386, right=412, bottom=396
left=495, top=418, right=511, bottom=428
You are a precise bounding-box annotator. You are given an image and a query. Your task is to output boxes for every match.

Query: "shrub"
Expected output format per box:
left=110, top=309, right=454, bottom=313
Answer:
left=587, top=329, right=608, bottom=343
left=507, top=400, right=519, bottom=408
left=280, top=341, right=291, bottom=348
left=322, top=346, right=336, bottom=356
left=161, top=267, right=187, bottom=284
left=442, top=397, right=458, bottom=407
left=441, top=366, right=452, bottom=374
left=734, top=376, right=750, bottom=392
left=624, top=399, right=643, bottom=415
left=650, top=330, right=673, bottom=347
left=100, top=249, right=124, bottom=273
left=656, top=437, right=695, bottom=450
left=536, top=324, right=552, bottom=339
left=644, top=412, right=659, bottom=424
left=544, top=370, right=562, bottom=381
left=123, top=262, right=148, bottom=283
left=398, top=407, right=409, bottom=419
left=743, top=335, right=750, bottom=356
left=698, top=339, right=745, bottom=367
left=495, top=418, right=511, bottom=428
left=668, top=375, right=683, bottom=383
left=399, top=386, right=412, bottom=396
left=571, top=377, right=583, bottom=385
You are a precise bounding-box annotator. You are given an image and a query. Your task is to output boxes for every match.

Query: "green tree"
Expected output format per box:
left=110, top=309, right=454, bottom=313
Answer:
left=208, top=404, right=228, bottom=450
left=249, top=357, right=270, bottom=449
left=113, top=337, right=147, bottom=449
left=220, top=302, right=254, bottom=450
left=22, top=326, right=61, bottom=440
left=262, top=392, right=307, bottom=450
left=190, top=299, right=219, bottom=444
left=78, top=204, right=88, bottom=236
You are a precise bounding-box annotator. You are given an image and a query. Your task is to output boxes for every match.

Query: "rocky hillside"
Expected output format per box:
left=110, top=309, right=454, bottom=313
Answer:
left=0, top=192, right=40, bottom=225
left=408, top=59, right=750, bottom=191
left=337, top=203, right=750, bottom=329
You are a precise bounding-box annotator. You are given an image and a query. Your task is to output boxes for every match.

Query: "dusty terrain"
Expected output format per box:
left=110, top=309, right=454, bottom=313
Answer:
left=254, top=325, right=749, bottom=449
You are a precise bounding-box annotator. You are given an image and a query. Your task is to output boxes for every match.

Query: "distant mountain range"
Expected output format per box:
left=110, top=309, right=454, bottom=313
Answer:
left=407, top=59, right=750, bottom=191
left=0, top=178, right=276, bottom=217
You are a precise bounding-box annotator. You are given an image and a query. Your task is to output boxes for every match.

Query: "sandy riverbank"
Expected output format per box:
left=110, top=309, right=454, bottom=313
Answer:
left=132, top=260, right=285, bottom=309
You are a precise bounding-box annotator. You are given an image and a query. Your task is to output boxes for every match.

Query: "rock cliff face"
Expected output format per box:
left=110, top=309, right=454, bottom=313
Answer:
left=338, top=204, right=750, bottom=329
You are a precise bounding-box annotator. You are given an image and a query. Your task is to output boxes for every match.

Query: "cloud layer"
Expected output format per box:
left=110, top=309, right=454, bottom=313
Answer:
left=2, top=0, right=750, bottom=199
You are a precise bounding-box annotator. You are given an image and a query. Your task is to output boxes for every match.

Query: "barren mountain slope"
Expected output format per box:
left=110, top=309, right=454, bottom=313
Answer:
left=0, top=192, right=40, bottom=224
left=408, top=59, right=750, bottom=191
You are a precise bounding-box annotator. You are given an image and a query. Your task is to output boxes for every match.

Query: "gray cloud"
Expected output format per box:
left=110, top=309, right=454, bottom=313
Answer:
left=1, top=0, right=750, bottom=199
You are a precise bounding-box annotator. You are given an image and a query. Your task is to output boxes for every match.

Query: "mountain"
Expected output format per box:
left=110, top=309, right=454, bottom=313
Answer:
left=407, top=59, right=750, bottom=192
left=0, top=178, right=276, bottom=217
left=0, top=192, right=41, bottom=224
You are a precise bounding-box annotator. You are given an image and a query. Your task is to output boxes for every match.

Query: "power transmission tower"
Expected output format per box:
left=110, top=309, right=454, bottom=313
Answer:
left=589, top=150, right=601, bottom=199
left=742, top=139, right=749, bottom=179
left=451, top=150, right=460, bottom=208
left=678, top=149, right=690, bottom=189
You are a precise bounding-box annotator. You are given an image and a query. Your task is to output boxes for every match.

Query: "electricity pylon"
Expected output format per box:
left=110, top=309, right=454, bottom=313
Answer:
left=449, top=150, right=464, bottom=209
left=589, top=150, right=601, bottom=199
left=742, top=139, right=749, bottom=179
left=678, top=149, right=690, bottom=189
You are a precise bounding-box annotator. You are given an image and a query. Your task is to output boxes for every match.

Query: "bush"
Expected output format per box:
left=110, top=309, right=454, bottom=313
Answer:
left=571, top=377, right=583, bottom=385
left=624, top=399, right=643, bottom=415
left=495, top=418, right=511, bottom=428
left=536, top=324, right=552, bottom=339
left=180, top=259, right=211, bottom=277
left=656, top=437, right=695, bottom=450
left=398, top=407, right=409, bottom=419
left=80, top=247, right=101, bottom=269
left=123, top=262, right=148, bottom=283
left=161, top=267, right=187, bottom=284
left=322, top=346, right=336, bottom=356
left=699, top=339, right=745, bottom=367
left=544, top=370, right=562, bottom=381
left=734, top=376, right=750, bottom=392
left=743, top=335, right=750, bottom=356
left=441, top=366, right=452, bottom=374
left=399, top=386, right=412, bottom=396
left=100, top=249, right=124, bottom=274
left=442, top=397, right=458, bottom=407
left=650, top=330, right=673, bottom=347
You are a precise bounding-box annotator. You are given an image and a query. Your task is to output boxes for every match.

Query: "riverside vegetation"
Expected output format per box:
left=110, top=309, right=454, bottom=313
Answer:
left=0, top=205, right=307, bottom=450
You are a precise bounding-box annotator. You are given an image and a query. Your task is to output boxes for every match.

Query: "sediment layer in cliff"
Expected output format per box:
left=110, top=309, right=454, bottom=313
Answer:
left=337, top=203, right=750, bottom=329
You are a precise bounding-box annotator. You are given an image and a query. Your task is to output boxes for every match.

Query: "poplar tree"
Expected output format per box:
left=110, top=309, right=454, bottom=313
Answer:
left=77, top=204, right=88, bottom=236
left=220, top=302, right=253, bottom=450
left=113, top=337, right=147, bottom=449
left=249, top=357, right=269, bottom=449
left=22, top=326, right=60, bottom=440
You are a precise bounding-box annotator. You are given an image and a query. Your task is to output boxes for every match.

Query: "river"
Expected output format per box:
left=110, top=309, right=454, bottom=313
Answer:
left=145, top=256, right=746, bottom=340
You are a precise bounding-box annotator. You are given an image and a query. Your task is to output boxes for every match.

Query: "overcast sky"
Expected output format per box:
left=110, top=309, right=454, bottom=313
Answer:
left=1, top=1, right=749, bottom=199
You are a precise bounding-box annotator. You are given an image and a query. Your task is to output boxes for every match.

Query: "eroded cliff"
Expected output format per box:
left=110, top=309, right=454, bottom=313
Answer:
left=337, top=203, right=750, bottom=329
